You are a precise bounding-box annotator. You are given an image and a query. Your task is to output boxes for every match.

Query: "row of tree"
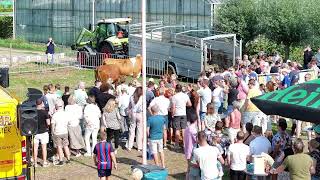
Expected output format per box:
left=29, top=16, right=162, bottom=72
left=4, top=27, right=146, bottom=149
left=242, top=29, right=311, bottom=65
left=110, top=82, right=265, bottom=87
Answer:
left=217, top=0, right=320, bottom=60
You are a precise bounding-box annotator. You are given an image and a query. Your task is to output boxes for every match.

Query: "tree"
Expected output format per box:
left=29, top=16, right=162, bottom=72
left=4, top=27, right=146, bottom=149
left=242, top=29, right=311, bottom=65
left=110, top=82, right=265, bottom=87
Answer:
left=217, top=0, right=320, bottom=60
left=259, top=0, right=316, bottom=60
left=216, top=0, right=260, bottom=45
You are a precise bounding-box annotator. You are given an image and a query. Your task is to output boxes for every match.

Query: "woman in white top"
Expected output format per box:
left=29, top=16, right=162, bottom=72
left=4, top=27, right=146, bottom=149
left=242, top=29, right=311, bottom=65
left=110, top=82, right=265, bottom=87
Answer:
left=65, top=95, right=85, bottom=157
left=127, top=87, right=143, bottom=151
left=83, top=96, right=101, bottom=156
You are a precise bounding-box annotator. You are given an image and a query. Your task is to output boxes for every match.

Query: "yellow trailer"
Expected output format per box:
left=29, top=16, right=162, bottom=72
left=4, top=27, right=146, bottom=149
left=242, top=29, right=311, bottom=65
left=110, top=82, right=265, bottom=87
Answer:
left=0, top=88, right=27, bottom=180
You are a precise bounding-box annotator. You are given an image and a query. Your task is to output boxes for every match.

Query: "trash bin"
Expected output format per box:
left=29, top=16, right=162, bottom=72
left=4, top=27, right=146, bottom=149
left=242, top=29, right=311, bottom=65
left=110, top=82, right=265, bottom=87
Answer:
left=0, top=67, right=9, bottom=88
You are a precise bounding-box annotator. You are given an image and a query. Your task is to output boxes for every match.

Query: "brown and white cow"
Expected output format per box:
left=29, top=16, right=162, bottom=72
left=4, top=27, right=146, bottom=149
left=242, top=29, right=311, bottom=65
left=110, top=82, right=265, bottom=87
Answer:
left=95, top=54, right=142, bottom=83
left=102, top=54, right=142, bottom=78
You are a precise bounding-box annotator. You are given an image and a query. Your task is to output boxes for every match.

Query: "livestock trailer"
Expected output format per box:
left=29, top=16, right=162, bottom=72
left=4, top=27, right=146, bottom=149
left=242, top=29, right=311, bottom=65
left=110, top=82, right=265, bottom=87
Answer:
left=129, top=22, right=242, bottom=79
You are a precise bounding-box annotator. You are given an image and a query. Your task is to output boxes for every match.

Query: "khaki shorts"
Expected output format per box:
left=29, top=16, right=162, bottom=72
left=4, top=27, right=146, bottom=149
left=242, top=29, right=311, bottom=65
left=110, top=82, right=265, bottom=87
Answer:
left=150, top=139, right=163, bottom=154
left=53, top=134, right=69, bottom=147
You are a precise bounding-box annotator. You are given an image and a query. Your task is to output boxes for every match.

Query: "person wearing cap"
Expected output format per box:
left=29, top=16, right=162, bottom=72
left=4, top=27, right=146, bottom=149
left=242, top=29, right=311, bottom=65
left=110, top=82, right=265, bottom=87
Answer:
left=146, top=81, right=155, bottom=109
left=51, top=99, right=71, bottom=166
left=33, top=99, right=51, bottom=167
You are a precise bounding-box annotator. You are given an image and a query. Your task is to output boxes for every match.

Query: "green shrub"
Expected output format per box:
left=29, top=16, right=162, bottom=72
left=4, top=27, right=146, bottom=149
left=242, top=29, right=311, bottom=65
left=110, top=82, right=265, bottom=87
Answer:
left=0, top=16, right=12, bottom=38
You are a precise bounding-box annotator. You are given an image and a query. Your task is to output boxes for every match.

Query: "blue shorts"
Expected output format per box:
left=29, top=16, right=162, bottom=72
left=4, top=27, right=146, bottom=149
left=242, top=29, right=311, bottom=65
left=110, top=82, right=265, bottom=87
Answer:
left=98, top=169, right=112, bottom=177
left=200, top=112, right=206, bottom=122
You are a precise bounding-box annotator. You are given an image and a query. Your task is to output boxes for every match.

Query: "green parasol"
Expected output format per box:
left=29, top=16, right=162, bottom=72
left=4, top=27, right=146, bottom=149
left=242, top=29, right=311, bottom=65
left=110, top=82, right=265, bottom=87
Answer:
left=251, top=78, right=320, bottom=123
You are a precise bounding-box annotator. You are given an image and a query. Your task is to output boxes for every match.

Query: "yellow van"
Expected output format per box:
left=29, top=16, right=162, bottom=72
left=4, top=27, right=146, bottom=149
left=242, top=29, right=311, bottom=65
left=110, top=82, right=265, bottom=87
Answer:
left=0, top=88, right=27, bottom=180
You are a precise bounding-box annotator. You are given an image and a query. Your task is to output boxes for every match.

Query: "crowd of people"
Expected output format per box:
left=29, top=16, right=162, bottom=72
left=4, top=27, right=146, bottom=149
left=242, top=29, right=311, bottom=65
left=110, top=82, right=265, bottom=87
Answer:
left=31, top=49, right=320, bottom=180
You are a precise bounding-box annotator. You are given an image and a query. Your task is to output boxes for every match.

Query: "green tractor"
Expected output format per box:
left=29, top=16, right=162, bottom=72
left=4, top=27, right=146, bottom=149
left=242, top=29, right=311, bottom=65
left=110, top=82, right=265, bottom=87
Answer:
left=71, top=18, right=132, bottom=66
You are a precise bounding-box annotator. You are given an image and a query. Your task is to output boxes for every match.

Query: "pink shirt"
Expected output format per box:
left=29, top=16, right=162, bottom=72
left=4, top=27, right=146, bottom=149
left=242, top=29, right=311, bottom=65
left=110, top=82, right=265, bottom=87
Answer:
left=230, top=109, right=241, bottom=129
left=237, top=80, right=248, bottom=100
left=183, top=123, right=198, bottom=160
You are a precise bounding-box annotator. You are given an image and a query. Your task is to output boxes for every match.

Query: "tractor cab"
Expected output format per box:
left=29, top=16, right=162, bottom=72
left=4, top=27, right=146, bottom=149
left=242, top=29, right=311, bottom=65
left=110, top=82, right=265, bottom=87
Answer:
left=95, top=18, right=130, bottom=45
left=71, top=17, right=131, bottom=55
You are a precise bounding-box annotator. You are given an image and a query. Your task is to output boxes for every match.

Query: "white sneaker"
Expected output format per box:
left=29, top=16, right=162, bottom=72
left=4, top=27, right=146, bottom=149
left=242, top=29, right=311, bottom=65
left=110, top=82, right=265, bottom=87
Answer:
left=114, top=150, right=118, bottom=155
left=43, top=161, right=50, bottom=167
left=84, top=153, right=92, bottom=157
left=75, top=153, right=82, bottom=157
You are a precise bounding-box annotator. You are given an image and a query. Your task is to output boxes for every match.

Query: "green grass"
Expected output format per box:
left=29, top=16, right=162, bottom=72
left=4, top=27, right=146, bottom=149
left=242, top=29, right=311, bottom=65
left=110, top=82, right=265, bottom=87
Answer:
left=0, top=38, right=74, bottom=55
left=7, top=68, right=95, bottom=101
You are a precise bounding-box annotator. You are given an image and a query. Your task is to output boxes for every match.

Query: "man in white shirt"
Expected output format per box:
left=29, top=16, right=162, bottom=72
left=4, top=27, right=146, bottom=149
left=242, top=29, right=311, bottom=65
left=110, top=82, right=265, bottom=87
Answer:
left=197, top=79, right=212, bottom=130
left=249, top=126, right=271, bottom=156
left=51, top=99, right=71, bottom=166
left=193, top=131, right=224, bottom=180
left=171, top=84, right=192, bottom=148
left=74, top=81, right=88, bottom=107
left=45, top=84, right=58, bottom=116
left=212, top=76, right=224, bottom=114
left=228, top=131, right=250, bottom=179
left=148, top=88, right=170, bottom=148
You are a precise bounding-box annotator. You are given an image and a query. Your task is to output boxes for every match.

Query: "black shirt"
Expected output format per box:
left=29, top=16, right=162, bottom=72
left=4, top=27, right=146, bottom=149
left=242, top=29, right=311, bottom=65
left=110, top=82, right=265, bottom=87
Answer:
left=228, top=88, right=239, bottom=106
left=37, top=109, right=49, bottom=134
left=270, top=66, right=279, bottom=73
left=46, top=41, right=55, bottom=54
left=88, top=87, right=101, bottom=99
left=97, top=92, right=116, bottom=111
left=62, top=94, right=70, bottom=107
left=304, top=50, right=313, bottom=65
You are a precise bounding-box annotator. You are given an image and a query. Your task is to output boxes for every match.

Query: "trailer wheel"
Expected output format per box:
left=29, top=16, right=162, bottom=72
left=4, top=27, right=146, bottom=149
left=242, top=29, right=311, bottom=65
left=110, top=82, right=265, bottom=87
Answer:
left=165, top=64, right=177, bottom=76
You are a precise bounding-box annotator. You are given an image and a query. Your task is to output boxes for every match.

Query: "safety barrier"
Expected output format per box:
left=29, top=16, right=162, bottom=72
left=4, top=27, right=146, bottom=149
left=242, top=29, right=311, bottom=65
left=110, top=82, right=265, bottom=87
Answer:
left=257, top=69, right=316, bottom=85
left=0, top=53, right=77, bottom=74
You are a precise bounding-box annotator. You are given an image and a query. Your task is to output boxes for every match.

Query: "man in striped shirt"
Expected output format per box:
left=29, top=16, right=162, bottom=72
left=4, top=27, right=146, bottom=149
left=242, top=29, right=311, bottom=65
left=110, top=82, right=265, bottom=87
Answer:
left=93, top=131, right=118, bottom=180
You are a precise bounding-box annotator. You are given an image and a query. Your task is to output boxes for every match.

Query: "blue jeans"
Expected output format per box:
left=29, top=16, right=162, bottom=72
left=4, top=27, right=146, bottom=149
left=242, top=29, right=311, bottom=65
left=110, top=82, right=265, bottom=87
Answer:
left=312, top=176, right=320, bottom=180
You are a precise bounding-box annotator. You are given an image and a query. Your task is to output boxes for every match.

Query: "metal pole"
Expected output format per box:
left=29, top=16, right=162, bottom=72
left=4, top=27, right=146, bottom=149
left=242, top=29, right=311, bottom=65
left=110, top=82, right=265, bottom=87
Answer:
left=141, top=0, right=147, bottom=165
left=92, top=0, right=95, bottom=31
left=200, top=39, right=204, bottom=72
left=13, top=0, right=16, bottom=39
left=233, top=35, right=236, bottom=66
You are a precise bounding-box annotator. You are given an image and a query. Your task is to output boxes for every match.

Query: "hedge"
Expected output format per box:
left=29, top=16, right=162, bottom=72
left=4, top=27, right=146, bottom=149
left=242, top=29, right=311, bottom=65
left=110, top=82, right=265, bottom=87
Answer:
left=0, top=16, right=12, bottom=38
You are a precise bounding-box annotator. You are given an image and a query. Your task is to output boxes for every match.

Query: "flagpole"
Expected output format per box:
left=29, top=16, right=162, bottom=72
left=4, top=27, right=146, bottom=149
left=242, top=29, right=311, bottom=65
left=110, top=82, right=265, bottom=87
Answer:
left=141, top=0, right=147, bottom=165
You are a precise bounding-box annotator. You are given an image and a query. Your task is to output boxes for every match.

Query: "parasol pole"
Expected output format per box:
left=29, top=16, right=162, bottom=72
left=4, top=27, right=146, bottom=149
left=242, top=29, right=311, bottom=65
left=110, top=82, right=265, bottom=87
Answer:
left=141, top=0, right=147, bottom=165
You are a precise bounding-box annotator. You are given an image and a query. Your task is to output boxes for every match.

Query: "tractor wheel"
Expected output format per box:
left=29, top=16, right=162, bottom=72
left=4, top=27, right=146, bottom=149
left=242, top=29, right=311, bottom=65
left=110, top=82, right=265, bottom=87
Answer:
left=100, top=44, right=114, bottom=58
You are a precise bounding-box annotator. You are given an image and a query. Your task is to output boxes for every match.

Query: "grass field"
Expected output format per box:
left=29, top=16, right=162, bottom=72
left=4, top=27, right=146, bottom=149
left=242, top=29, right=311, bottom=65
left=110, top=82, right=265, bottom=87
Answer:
left=7, top=68, right=95, bottom=101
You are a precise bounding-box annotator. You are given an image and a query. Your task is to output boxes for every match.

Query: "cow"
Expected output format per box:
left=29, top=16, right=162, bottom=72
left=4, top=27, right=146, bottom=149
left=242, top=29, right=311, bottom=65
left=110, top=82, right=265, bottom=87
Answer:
left=95, top=64, right=121, bottom=84
left=102, top=54, right=142, bottom=78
